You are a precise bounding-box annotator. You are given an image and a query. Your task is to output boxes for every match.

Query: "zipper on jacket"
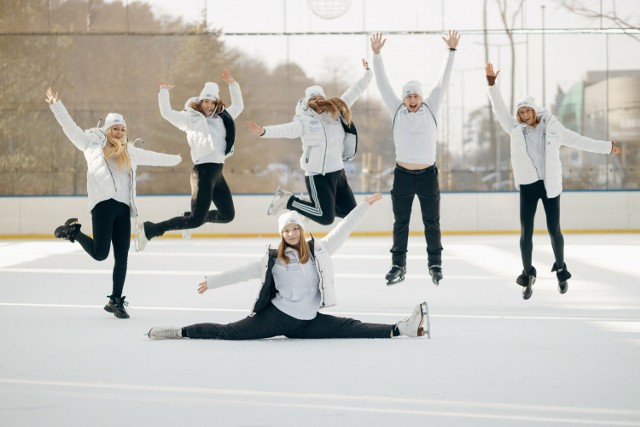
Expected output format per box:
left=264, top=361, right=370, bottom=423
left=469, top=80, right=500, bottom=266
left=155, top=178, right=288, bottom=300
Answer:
left=309, top=109, right=328, bottom=174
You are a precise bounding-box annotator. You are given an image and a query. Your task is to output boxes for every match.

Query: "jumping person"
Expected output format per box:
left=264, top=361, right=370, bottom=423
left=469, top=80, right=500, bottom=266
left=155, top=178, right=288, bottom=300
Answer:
left=370, top=31, right=460, bottom=286
left=136, top=69, right=244, bottom=250
left=147, top=193, right=430, bottom=340
left=46, top=87, right=182, bottom=318
left=485, top=63, right=621, bottom=299
left=246, top=59, right=371, bottom=226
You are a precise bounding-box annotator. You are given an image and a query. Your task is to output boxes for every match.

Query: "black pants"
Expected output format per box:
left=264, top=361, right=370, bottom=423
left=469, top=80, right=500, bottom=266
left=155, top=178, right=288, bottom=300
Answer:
left=287, top=169, right=356, bottom=226
left=147, top=163, right=235, bottom=238
left=390, top=165, right=442, bottom=267
left=183, top=303, right=393, bottom=340
left=74, top=199, right=130, bottom=298
left=519, top=180, right=564, bottom=272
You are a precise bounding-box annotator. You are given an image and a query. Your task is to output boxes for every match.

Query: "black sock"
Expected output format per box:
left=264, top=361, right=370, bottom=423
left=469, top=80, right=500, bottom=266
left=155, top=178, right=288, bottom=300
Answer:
left=392, top=325, right=400, bottom=337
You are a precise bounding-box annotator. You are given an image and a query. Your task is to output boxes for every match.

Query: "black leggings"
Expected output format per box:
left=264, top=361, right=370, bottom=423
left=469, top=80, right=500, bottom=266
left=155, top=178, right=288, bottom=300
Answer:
left=74, top=199, right=131, bottom=298
left=287, top=169, right=356, bottom=226
left=183, top=303, right=393, bottom=340
left=146, top=163, right=235, bottom=238
left=390, top=165, right=442, bottom=267
left=519, top=180, right=564, bottom=272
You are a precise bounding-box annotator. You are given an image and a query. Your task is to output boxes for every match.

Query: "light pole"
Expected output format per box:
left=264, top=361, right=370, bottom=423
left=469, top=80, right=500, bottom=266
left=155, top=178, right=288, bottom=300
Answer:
left=541, top=4, right=546, bottom=106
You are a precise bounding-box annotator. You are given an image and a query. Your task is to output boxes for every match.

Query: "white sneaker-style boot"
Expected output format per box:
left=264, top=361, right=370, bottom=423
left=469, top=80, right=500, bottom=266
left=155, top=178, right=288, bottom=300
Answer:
left=267, top=186, right=293, bottom=216
left=147, top=327, right=183, bottom=340
left=397, top=301, right=430, bottom=338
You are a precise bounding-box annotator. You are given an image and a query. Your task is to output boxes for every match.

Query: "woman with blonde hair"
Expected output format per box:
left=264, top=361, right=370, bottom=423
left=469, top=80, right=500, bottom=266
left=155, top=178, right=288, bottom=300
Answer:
left=46, top=87, right=182, bottom=318
left=247, top=59, right=371, bottom=226
left=147, top=193, right=430, bottom=341
left=136, top=69, right=243, bottom=250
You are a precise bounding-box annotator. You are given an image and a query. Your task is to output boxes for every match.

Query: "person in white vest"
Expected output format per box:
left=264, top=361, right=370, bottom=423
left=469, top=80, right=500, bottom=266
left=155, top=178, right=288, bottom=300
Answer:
left=46, top=87, right=182, bottom=318
left=485, top=63, right=621, bottom=300
left=136, top=69, right=243, bottom=250
left=147, top=193, right=430, bottom=340
left=370, top=31, right=459, bottom=286
left=246, top=59, right=371, bottom=226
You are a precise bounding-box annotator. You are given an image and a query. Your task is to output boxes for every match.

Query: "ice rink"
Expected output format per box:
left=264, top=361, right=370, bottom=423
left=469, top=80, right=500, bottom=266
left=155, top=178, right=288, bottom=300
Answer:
left=1, top=233, right=639, bottom=426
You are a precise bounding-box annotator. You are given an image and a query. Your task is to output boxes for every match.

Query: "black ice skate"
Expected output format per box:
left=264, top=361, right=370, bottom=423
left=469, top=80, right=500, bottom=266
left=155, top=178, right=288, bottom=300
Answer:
left=516, top=267, right=537, bottom=300
left=385, top=265, right=406, bottom=285
left=104, top=295, right=130, bottom=319
left=54, top=218, right=81, bottom=242
left=552, top=262, right=572, bottom=294
left=429, top=265, right=443, bottom=286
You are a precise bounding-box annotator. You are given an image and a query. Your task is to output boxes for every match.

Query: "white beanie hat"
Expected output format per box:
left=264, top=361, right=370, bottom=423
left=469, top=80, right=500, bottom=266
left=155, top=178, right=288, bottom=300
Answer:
left=516, top=96, right=538, bottom=114
left=199, top=82, right=220, bottom=101
left=278, top=211, right=306, bottom=234
left=402, top=80, right=423, bottom=99
left=101, top=113, right=126, bottom=132
left=304, top=85, right=326, bottom=105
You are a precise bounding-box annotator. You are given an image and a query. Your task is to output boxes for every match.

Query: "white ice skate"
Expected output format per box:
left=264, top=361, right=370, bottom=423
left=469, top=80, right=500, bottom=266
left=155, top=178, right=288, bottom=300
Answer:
left=267, top=186, right=293, bottom=216
left=135, top=223, right=149, bottom=252
left=147, top=327, right=183, bottom=340
left=397, top=301, right=430, bottom=338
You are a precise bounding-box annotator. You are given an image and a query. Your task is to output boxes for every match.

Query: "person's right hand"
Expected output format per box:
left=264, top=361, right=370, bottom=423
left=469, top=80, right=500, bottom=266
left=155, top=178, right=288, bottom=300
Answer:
left=159, top=82, right=174, bottom=90
left=246, top=120, right=265, bottom=136
left=198, top=280, right=209, bottom=294
left=45, top=87, right=59, bottom=104
left=364, top=192, right=383, bottom=205
left=370, top=32, right=386, bottom=54
left=485, top=63, right=500, bottom=86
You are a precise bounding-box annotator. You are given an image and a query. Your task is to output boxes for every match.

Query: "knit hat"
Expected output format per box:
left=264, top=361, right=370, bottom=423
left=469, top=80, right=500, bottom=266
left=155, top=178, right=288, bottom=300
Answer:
left=402, top=80, right=423, bottom=99
left=278, top=211, right=306, bottom=234
left=516, top=96, right=538, bottom=114
left=199, top=82, right=219, bottom=101
left=101, top=113, right=126, bottom=132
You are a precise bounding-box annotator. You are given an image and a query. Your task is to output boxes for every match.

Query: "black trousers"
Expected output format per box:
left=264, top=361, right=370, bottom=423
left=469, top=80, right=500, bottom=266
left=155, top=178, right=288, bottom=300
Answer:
left=390, top=165, right=442, bottom=267
left=183, top=303, right=393, bottom=340
left=74, top=199, right=131, bottom=298
left=519, top=180, right=564, bottom=272
left=287, top=169, right=356, bottom=226
left=147, top=163, right=235, bottom=238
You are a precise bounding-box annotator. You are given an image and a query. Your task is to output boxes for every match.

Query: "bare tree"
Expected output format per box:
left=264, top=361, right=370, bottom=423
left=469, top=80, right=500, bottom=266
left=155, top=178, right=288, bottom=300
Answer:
left=556, top=0, right=640, bottom=42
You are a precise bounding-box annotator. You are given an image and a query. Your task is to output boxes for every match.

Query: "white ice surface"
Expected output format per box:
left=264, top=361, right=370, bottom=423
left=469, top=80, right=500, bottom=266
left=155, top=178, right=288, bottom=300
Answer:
left=1, top=234, right=639, bottom=426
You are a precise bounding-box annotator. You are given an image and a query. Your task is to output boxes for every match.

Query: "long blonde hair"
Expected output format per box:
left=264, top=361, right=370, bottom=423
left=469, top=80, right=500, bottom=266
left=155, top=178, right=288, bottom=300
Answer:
left=308, top=97, right=351, bottom=125
left=277, top=233, right=311, bottom=265
left=103, top=129, right=131, bottom=170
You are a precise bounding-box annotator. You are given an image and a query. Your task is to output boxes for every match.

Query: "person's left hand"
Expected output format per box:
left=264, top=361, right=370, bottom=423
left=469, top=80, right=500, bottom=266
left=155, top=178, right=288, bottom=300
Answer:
left=443, top=30, right=460, bottom=49
left=45, top=87, right=59, bottom=104
left=361, top=58, right=369, bottom=70
left=219, top=69, right=235, bottom=84
left=364, top=192, right=383, bottom=205
left=198, top=280, right=209, bottom=294
left=611, top=141, right=621, bottom=155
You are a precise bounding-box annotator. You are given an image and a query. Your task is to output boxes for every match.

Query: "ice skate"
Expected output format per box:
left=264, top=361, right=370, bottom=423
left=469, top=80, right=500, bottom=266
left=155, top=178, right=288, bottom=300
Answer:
left=54, top=218, right=81, bottom=242
left=135, top=222, right=149, bottom=252
left=104, top=295, right=129, bottom=319
left=552, top=262, right=571, bottom=294
left=516, top=267, right=537, bottom=300
left=397, top=301, right=430, bottom=338
left=429, top=265, right=443, bottom=286
left=267, top=186, right=292, bottom=216
left=385, top=265, right=406, bottom=286
left=147, top=327, right=183, bottom=340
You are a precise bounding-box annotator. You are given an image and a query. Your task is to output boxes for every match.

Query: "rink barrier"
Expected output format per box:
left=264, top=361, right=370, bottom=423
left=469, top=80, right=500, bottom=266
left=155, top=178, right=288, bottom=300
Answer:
left=0, top=191, right=638, bottom=237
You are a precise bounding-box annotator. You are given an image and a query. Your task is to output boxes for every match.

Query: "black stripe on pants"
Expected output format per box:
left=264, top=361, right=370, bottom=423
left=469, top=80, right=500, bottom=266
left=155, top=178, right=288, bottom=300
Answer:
left=74, top=199, right=131, bottom=298
left=390, top=165, right=442, bottom=267
left=288, top=169, right=356, bottom=226
left=183, top=303, right=393, bottom=340
left=147, top=163, right=235, bottom=238
left=519, top=180, right=564, bottom=272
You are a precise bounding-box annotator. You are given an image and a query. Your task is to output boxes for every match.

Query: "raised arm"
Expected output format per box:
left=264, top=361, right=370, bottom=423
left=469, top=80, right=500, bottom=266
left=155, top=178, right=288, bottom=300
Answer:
left=423, top=30, right=459, bottom=115
left=485, top=63, right=518, bottom=132
left=220, top=69, right=244, bottom=119
left=320, top=193, right=382, bottom=255
left=339, top=59, right=373, bottom=108
left=370, top=34, right=402, bottom=115
left=158, top=84, right=190, bottom=131
left=46, top=87, right=93, bottom=151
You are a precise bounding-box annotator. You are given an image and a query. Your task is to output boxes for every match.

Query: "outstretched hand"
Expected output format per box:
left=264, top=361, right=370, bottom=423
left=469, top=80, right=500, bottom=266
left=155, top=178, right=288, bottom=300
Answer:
left=198, top=280, right=209, bottom=294
left=364, top=192, right=383, bottom=205
left=219, top=68, right=235, bottom=84
left=370, top=32, right=386, bottom=54
left=361, top=58, right=369, bottom=70
left=45, top=87, right=59, bottom=104
left=611, top=141, right=621, bottom=155
left=246, top=120, right=265, bottom=136
left=485, top=63, right=499, bottom=78
left=443, top=30, right=460, bottom=49
left=159, top=82, right=174, bottom=90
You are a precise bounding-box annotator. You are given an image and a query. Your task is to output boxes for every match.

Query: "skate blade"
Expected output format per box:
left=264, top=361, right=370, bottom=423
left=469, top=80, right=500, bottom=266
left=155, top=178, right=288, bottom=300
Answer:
left=420, top=301, right=431, bottom=339
left=386, top=276, right=405, bottom=286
